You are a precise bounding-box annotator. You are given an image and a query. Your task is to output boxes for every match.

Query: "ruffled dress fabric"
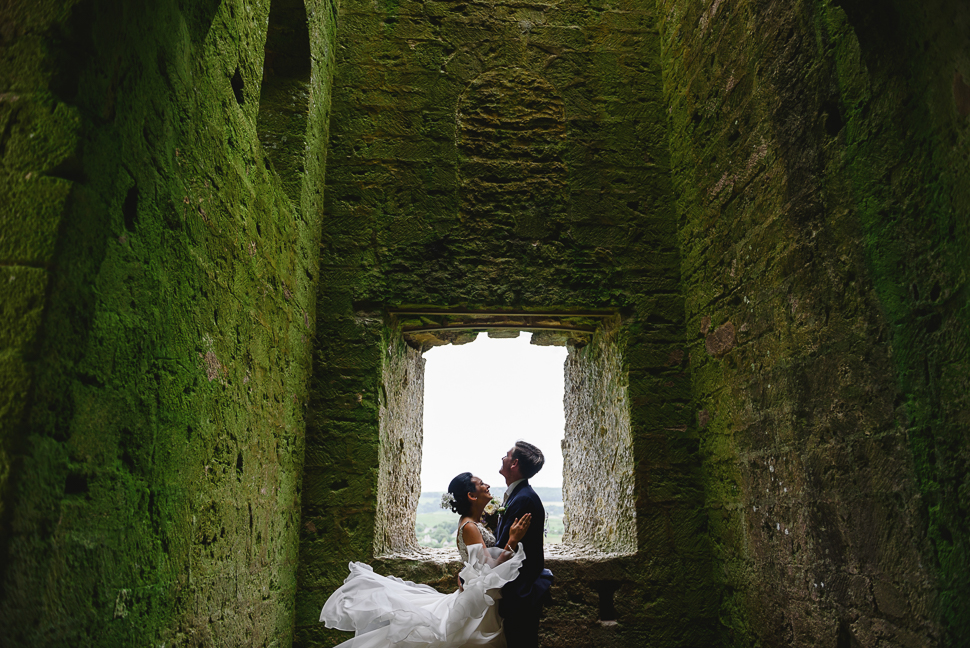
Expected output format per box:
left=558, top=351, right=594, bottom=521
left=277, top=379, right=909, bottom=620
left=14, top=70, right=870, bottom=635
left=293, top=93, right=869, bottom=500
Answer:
left=320, top=543, right=526, bottom=648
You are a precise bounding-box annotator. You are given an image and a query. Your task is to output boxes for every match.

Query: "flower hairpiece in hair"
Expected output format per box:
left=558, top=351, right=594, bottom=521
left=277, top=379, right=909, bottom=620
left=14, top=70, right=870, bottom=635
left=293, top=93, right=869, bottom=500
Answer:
left=440, top=492, right=456, bottom=509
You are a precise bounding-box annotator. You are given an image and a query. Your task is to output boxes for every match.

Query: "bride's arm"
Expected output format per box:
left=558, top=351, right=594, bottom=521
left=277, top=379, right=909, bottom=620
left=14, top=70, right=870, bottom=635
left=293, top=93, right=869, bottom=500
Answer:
left=462, top=516, right=531, bottom=568
left=461, top=520, right=487, bottom=552
left=460, top=522, right=497, bottom=564
left=484, top=543, right=521, bottom=567
left=494, top=513, right=531, bottom=564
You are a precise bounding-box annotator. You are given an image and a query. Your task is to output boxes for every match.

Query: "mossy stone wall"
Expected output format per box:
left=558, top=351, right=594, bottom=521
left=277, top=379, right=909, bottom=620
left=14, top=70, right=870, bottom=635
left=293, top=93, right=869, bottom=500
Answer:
left=374, top=333, right=425, bottom=555
left=0, top=0, right=337, bottom=644
left=2, top=0, right=967, bottom=646
left=296, top=0, right=712, bottom=646
left=562, top=318, right=635, bottom=554
left=659, top=0, right=970, bottom=645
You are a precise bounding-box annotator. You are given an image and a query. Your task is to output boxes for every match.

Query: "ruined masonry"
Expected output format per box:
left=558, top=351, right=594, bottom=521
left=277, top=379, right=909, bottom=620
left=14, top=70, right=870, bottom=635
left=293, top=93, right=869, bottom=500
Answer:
left=0, top=0, right=968, bottom=647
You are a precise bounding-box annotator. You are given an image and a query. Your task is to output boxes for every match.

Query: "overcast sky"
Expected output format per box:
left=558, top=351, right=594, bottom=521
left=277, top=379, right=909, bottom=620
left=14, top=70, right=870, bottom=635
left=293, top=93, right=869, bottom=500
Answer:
left=420, top=333, right=567, bottom=493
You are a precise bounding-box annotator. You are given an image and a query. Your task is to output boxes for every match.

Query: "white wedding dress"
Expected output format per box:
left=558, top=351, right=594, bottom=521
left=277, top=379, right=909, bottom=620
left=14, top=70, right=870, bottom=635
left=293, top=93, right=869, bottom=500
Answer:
left=320, top=522, right=525, bottom=647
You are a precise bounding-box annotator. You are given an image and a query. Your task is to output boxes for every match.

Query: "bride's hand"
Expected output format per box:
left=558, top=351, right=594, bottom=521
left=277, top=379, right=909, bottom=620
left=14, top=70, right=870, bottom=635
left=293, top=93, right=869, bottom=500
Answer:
left=509, top=513, right=531, bottom=544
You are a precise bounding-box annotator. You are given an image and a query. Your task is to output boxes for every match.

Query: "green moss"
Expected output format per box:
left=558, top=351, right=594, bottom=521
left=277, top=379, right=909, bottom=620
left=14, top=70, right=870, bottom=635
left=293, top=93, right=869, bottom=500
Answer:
left=297, top=0, right=714, bottom=643
left=0, top=176, right=72, bottom=264
left=0, top=0, right=336, bottom=644
left=0, top=268, right=47, bottom=349
left=820, top=0, right=970, bottom=639
left=659, top=0, right=968, bottom=644
left=7, top=0, right=961, bottom=644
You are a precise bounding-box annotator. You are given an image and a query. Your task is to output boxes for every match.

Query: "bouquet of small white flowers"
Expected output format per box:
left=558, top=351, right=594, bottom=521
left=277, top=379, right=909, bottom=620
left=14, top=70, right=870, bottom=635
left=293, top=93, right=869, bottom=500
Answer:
left=483, top=497, right=506, bottom=517
left=440, top=492, right=455, bottom=509
left=481, top=497, right=506, bottom=534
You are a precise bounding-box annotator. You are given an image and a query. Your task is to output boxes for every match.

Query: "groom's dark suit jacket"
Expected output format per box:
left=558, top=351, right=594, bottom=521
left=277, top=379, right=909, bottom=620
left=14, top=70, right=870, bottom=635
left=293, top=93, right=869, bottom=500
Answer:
left=496, top=480, right=552, bottom=619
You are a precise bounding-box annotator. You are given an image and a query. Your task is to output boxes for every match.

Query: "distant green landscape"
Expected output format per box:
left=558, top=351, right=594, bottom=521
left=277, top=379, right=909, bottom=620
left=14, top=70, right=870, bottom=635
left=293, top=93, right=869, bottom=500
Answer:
left=415, top=488, right=564, bottom=548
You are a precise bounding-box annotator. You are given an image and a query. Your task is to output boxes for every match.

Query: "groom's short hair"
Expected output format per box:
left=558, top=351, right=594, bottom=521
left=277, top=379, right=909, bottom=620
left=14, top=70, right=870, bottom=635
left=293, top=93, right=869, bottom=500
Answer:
left=512, top=441, right=544, bottom=479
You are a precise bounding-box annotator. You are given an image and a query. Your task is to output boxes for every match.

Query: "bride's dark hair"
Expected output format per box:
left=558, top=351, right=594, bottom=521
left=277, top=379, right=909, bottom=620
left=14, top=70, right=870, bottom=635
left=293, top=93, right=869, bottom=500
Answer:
left=447, top=472, right=475, bottom=516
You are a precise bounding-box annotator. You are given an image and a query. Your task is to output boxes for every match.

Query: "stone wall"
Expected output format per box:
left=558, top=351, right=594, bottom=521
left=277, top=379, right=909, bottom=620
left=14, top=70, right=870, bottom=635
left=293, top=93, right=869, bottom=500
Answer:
left=296, top=0, right=705, bottom=645
left=0, top=0, right=337, bottom=644
left=659, top=0, right=970, bottom=645
left=375, top=332, right=425, bottom=555
left=3, top=0, right=965, bottom=646
left=563, top=318, right=635, bottom=554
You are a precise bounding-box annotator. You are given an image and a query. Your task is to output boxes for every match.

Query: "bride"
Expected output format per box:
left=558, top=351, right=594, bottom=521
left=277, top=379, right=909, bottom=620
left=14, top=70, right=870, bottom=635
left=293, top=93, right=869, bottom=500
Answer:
left=320, top=472, right=532, bottom=647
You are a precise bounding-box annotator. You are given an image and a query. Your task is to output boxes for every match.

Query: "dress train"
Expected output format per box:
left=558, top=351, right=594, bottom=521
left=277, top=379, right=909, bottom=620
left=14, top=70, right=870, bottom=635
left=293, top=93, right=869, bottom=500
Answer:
left=320, top=543, right=526, bottom=647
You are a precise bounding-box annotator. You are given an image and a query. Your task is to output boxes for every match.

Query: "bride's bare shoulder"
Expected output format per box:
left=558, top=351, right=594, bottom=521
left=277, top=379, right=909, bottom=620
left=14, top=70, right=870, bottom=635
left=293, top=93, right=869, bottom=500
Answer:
left=459, top=518, right=484, bottom=544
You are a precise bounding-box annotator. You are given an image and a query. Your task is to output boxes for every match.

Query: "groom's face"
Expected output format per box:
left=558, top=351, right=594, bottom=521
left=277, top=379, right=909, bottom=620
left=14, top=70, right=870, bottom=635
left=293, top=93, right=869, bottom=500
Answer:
left=500, top=448, right=515, bottom=480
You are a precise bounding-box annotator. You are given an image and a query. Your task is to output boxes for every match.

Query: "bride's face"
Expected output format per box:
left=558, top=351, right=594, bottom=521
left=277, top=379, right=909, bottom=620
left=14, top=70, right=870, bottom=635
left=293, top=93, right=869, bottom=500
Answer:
left=470, top=476, right=492, bottom=502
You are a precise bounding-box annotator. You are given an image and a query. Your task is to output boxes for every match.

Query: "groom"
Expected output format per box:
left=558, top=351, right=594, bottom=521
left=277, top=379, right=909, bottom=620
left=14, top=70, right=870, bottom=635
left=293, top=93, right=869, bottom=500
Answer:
left=496, top=441, right=553, bottom=648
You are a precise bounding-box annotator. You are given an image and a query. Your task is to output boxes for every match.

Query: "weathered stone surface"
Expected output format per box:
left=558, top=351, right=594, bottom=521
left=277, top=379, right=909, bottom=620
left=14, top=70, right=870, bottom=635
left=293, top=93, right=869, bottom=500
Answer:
left=660, top=0, right=970, bottom=644
left=2, top=0, right=968, bottom=646
left=374, top=333, right=425, bottom=555
left=704, top=322, right=736, bottom=357
left=563, top=318, right=636, bottom=554
left=299, top=0, right=699, bottom=644
left=0, top=0, right=337, bottom=645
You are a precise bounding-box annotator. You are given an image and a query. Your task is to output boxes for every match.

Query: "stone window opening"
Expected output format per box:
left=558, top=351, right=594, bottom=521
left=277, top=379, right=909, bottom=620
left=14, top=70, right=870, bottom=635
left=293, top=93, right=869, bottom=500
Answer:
left=416, top=330, right=567, bottom=549
left=374, top=311, right=637, bottom=560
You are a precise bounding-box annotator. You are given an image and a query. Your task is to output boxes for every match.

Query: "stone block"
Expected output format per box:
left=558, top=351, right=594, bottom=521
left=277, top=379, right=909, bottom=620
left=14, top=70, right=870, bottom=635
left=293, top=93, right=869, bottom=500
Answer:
left=0, top=176, right=71, bottom=265
left=1, top=96, right=80, bottom=174
left=0, top=266, right=47, bottom=350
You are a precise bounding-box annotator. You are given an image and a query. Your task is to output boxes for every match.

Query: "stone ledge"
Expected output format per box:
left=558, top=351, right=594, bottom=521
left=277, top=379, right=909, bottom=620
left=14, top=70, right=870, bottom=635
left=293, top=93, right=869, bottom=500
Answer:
left=376, top=542, right=633, bottom=564
left=545, top=543, right=634, bottom=563
left=371, top=543, right=638, bottom=599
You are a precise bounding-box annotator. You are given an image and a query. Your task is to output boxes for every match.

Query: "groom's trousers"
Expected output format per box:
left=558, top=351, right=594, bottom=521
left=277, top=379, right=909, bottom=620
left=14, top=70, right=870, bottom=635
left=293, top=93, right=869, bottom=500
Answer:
left=503, top=608, right=541, bottom=648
